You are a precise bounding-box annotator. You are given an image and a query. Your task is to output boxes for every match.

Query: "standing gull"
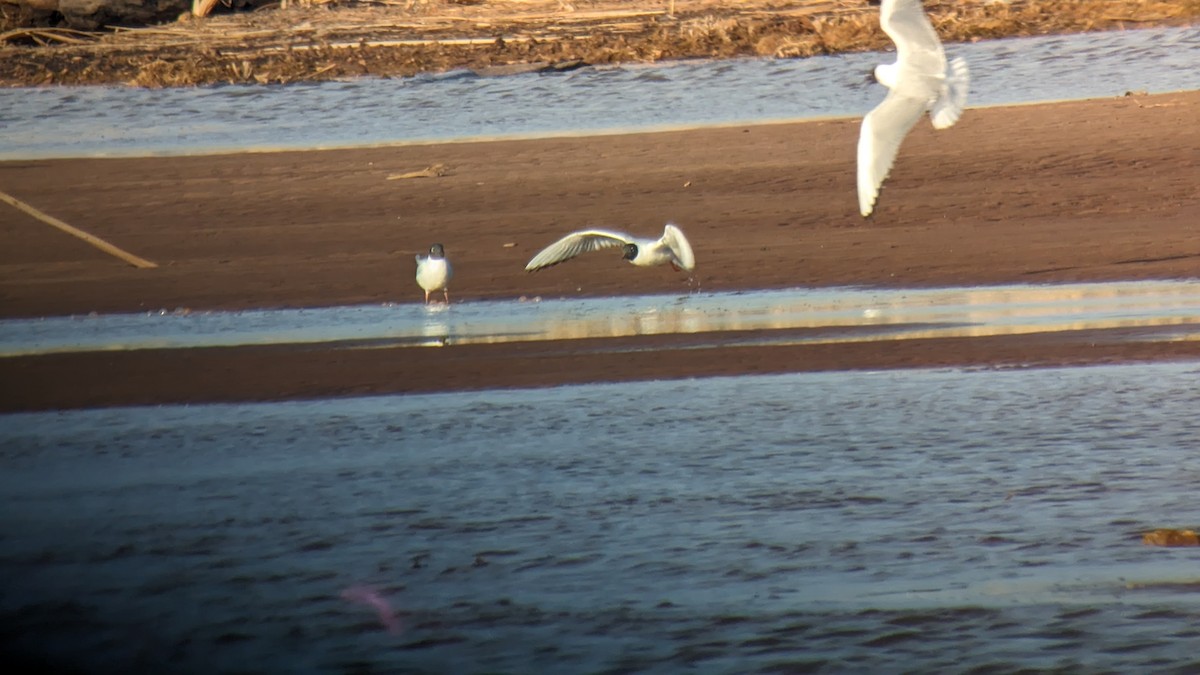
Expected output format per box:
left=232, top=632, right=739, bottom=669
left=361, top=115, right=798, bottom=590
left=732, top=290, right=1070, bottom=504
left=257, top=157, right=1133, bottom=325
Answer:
left=858, top=0, right=970, bottom=217
left=415, top=243, right=453, bottom=304
left=524, top=223, right=696, bottom=273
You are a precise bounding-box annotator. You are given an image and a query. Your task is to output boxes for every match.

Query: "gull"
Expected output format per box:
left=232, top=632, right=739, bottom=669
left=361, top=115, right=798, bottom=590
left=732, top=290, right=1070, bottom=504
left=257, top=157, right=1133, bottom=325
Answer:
left=858, top=0, right=970, bottom=217
left=415, top=243, right=452, bottom=304
left=524, top=223, right=696, bottom=273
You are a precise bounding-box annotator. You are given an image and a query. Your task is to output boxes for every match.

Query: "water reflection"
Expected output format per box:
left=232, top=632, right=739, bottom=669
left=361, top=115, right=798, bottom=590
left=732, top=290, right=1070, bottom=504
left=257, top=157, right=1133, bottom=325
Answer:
left=2, top=280, right=1199, bottom=357
left=1, top=27, right=1197, bottom=159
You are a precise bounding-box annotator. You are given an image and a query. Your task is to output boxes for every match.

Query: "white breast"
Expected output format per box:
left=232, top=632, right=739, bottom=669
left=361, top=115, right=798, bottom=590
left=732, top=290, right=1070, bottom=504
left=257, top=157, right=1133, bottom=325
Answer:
left=416, top=258, right=452, bottom=291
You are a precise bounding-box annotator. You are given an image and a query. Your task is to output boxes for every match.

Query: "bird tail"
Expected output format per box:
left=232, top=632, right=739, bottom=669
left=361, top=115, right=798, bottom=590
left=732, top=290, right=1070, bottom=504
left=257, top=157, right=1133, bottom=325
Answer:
left=931, top=57, right=969, bottom=130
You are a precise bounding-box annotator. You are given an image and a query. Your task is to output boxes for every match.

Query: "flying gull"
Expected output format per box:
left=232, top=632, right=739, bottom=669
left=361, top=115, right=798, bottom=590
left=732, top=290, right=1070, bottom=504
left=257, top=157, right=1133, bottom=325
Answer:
left=524, top=223, right=696, bottom=273
left=858, top=0, right=970, bottom=217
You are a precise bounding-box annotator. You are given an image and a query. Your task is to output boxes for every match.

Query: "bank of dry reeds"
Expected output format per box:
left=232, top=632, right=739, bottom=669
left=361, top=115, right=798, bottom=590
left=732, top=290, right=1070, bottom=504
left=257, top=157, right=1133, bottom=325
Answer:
left=2, top=0, right=1198, bottom=87
left=754, top=0, right=1200, bottom=57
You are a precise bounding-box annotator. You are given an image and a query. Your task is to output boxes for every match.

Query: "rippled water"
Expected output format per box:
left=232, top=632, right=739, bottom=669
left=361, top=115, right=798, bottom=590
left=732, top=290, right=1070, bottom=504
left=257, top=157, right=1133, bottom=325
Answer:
left=3, top=280, right=1200, bottom=356
left=2, top=363, right=1200, bottom=672
left=2, top=26, right=1197, bottom=159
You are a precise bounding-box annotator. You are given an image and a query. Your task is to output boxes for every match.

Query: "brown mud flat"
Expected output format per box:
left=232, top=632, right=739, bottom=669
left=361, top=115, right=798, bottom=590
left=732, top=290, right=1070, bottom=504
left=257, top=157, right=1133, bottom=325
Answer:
left=1, top=91, right=1199, bottom=410
left=2, top=91, right=1197, bottom=318
left=2, top=0, right=1198, bottom=87
left=5, top=327, right=1200, bottom=413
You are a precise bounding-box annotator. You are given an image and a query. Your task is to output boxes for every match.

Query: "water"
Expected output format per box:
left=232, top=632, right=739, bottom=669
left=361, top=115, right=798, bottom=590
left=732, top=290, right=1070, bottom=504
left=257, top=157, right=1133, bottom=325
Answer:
left=2, top=363, right=1199, bottom=672
left=3, top=280, right=1200, bottom=357
left=2, top=26, right=1197, bottom=159
left=4, top=23, right=1200, bottom=673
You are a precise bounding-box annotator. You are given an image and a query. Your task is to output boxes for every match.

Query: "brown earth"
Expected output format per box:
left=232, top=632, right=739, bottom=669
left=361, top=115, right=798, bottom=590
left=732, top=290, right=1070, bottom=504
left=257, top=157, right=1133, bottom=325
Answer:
left=1, top=90, right=1199, bottom=411
left=3, top=91, right=1198, bottom=317
left=2, top=0, right=1199, bottom=87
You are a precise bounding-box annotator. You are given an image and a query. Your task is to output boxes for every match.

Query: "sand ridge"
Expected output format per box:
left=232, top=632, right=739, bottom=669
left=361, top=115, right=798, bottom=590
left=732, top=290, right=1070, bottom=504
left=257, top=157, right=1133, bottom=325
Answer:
left=1, top=91, right=1198, bottom=410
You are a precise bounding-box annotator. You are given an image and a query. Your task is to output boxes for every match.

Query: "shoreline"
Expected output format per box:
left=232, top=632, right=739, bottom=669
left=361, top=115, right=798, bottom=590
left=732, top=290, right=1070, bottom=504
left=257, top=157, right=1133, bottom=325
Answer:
left=10, top=89, right=1191, bottom=162
left=2, top=91, right=1197, bottom=318
left=2, top=91, right=1198, bottom=410
left=5, top=329, right=1200, bottom=413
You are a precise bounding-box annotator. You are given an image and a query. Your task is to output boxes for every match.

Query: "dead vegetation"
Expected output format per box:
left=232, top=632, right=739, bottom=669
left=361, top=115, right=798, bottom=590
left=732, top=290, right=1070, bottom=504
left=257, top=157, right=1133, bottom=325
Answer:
left=2, top=0, right=1198, bottom=87
left=1142, top=529, right=1200, bottom=547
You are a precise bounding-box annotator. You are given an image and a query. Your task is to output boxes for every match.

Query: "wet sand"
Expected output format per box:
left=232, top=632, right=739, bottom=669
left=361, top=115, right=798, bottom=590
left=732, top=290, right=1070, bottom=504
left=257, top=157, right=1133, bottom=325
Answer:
left=2, top=91, right=1199, bottom=410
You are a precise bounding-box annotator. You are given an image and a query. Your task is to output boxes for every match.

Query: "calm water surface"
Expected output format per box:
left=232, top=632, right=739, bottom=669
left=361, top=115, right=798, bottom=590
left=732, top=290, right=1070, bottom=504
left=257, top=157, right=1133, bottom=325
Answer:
left=2, top=363, right=1200, bottom=672
left=2, top=26, right=1197, bottom=159
left=4, top=280, right=1200, bottom=356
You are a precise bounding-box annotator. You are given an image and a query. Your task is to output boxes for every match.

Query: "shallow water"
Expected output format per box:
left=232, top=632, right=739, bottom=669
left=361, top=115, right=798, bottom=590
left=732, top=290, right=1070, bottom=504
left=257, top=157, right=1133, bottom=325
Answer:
left=3, top=280, right=1200, bottom=357
left=2, top=26, right=1197, bottom=159
left=2, top=363, right=1199, bottom=672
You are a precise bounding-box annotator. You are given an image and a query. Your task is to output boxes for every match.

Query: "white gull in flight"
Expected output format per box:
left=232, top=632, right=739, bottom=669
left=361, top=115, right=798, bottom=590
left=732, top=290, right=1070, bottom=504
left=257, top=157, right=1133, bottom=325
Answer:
left=525, top=223, right=696, bottom=273
left=858, top=0, right=970, bottom=217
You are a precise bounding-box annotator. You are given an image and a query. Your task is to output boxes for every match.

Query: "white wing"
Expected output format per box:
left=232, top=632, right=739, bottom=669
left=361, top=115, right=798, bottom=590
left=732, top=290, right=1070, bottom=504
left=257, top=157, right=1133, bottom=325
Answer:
left=525, top=229, right=633, bottom=271
left=661, top=223, right=696, bottom=271
left=881, top=0, right=946, bottom=78
left=857, top=91, right=928, bottom=217
left=930, top=56, right=970, bottom=129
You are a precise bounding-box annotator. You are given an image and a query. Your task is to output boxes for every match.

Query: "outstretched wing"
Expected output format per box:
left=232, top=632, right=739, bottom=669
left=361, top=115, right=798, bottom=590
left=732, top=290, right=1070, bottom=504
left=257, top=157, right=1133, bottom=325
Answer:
left=525, top=229, right=633, bottom=271
left=857, top=91, right=928, bottom=217
left=881, top=0, right=946, bottom=78
left=661, top=223, right=696, bottom=271
left=930, top=56, right=970, bottom=130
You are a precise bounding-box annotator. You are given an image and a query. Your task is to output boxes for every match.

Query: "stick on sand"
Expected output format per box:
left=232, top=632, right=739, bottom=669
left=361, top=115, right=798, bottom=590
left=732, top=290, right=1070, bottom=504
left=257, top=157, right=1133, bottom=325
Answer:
left=0, top=190, right=158, bottom=269
left=386, top=163, right=450, bottom=180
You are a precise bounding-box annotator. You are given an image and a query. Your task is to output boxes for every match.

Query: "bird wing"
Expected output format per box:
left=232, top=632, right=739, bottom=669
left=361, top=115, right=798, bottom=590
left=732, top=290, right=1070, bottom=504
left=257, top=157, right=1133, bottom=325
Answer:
left=524, top=229, right=633, bottom=271
left=857, top=90, right=928, bottom=217
left=880, top=0, right=946, bottom=78
left=661, top=223, right=696, bottom=271
left=930, top=56, right=970, bottom=130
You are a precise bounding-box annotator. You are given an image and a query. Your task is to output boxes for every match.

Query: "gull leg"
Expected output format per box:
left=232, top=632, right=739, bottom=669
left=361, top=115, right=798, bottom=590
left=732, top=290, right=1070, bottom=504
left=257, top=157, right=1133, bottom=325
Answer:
left=443, top=288, right=451, bottom=304
left=424, top=289, right=431, bottom=304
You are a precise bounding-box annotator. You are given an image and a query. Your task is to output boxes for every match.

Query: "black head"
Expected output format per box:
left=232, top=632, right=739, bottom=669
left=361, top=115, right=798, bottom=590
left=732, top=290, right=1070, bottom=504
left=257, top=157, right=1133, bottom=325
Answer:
left=429, top=243, right=445, bottom=259
left=622, top=243, right=638, bottom=261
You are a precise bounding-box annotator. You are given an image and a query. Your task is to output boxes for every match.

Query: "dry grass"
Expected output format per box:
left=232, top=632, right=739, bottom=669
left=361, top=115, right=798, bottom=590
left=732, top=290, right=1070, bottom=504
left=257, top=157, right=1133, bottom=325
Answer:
left=938, top=0, right=1200, bottom=39
left=679, top=15, right=739, bottom=42
left=2, top=0, right=1198, bottom=87
left=758, top=0, right=1200, bottom=58
left=1143, top=528, right=1200, bottom=547
left=758, top=14, right=880, bottom=58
